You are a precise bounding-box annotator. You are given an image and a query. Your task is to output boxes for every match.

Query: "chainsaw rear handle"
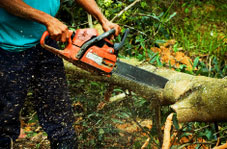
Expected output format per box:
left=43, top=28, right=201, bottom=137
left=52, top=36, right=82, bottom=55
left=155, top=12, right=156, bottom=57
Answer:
left=40, top=31, right=73, bottom=55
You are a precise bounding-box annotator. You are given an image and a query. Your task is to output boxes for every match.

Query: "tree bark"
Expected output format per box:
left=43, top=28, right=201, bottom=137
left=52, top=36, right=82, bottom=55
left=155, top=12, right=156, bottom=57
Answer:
left=64, top=59, right=227, bottom=122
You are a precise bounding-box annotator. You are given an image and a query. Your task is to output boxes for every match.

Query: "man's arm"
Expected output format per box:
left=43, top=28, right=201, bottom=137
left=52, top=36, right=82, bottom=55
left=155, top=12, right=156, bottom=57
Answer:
left=76, top=0, right=121, bottom=36
left=0, top=0, right=69, bottom=42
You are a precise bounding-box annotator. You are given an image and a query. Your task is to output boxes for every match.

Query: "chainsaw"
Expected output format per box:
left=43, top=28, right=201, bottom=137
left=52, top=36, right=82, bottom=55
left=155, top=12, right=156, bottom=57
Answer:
left=40, top=28, right=168, bottom=88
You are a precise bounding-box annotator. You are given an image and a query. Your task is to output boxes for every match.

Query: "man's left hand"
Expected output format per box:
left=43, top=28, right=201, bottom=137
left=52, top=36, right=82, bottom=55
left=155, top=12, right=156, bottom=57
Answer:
left=102, top=20, right=121, bottom=38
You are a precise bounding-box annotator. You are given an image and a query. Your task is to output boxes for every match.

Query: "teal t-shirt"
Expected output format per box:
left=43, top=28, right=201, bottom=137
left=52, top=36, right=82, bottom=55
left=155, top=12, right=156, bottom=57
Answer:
left=0, top=0, right=60, bottom=52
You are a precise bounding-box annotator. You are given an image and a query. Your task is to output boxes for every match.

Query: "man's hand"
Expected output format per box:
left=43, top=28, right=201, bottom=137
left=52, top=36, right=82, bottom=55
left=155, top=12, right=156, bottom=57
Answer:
left=45, top=18, right=70, bottom=42
left=101, top=20, right=121, bottom=37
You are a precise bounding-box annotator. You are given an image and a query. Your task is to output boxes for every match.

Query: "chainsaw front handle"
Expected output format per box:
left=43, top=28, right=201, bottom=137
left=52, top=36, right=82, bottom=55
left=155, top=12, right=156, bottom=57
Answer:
left=40, top=31, right=73, bottom=55
left=76, top=28, right=130, bottom=59
left=76, top=28, right=116, bottom=59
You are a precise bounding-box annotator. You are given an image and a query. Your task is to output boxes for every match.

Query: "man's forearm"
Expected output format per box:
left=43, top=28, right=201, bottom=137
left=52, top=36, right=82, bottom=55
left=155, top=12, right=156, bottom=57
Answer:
left=75, top=0, right=108, bottom=25
left=0, top=0, right=53, bottom=26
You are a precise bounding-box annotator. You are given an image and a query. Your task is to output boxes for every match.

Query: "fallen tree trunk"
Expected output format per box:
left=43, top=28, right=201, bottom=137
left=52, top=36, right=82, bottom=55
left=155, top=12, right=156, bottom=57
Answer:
left=140, top=64, right=227, bottom=122
left=64, top=59, right=227, bottom=122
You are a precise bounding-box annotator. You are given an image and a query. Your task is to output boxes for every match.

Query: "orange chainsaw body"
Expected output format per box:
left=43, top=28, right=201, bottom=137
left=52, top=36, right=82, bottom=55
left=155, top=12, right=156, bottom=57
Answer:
left=40, top=28, right=169, bottom=89
left=40, top=28, right=117, bottom=75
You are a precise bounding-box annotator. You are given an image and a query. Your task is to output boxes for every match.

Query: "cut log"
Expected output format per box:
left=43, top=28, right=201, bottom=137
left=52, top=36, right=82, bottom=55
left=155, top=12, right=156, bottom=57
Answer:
left=64, top=59, right=227, bottom=122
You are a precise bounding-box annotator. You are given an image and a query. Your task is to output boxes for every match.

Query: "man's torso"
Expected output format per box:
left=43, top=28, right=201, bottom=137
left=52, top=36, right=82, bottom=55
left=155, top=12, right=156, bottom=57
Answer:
left=0, top=0, right=60, bottom=52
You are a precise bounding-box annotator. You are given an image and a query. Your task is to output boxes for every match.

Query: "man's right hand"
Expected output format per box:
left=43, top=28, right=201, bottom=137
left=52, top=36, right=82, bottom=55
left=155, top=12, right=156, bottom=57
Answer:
left=45, top=17, right=70, bottom=43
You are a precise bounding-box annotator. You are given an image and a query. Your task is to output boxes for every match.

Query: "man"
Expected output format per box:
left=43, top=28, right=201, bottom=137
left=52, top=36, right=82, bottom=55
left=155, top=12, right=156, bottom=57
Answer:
left=0, top=0, right=121, bottom=148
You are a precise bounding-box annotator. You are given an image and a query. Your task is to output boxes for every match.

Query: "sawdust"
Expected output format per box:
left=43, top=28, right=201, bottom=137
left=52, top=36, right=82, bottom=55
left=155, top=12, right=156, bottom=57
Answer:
left=151, top=40, right=194, bottom=71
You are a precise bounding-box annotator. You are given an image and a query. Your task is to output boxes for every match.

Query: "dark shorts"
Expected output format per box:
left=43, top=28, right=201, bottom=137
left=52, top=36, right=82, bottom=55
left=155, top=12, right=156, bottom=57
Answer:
left=0, top=39, right=76, bottom=148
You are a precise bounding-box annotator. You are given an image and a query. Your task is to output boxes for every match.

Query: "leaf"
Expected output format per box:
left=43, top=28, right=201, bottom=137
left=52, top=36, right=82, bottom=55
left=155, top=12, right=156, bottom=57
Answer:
left=185, top=8, right=189, bottom=13
left=179, top=64, right=186, bottom=70
left=173, top=114, right=179, bottom=130
left=149, top=56, right=157, bottom=64
left=158, top=12, right=164, bottom=18
left=95, top=119, right=102, bottom=125
left=137, top=54, right=144, bottom=61
left=113, top=88, right=123, bottom=92
left=155, top=40, right=166, bottom=44
left=87, top=112, right=99, bottom=118
left=151, top=13, right=160, bottom=21
left=205, top=129, right=213, bottom=140
left=166, top=12, right=177, bottom=22
left=140, top=2, right=147, bottom=8
left=99, top=128, right=105, bottom=135
left=135, top=98, right=147, bottom=107
left=195, top=144, right=201, bottom=149
left=111, top=118, right=124, bottom=124
left=180, top=132, right=192, bottom=138
left=87, top=128, right=92, bottom=132
left=156, top=56, right=163, bottom=67
left=193, top=57, right=200, bottom=69
left=173, top=43, right=179, bottom=52
left=198, top=129, right=214, bottom=140
left=116, top=112, right=130, bottom=119
left=171, top=145, right=181, bottom=149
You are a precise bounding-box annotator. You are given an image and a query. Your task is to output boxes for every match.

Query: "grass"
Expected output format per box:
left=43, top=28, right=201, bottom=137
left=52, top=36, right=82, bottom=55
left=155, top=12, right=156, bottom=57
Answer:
left=173, top=25, right=226, bottom=59
left=171, top=1, right=227, bottom=60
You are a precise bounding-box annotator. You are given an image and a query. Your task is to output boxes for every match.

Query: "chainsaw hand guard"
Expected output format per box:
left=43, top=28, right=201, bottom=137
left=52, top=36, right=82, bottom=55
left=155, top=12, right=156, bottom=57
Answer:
left=114, top=28, right=130, bottom=55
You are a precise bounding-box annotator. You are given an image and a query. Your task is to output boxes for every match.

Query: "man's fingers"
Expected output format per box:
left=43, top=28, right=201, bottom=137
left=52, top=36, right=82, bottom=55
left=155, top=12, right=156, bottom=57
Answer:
left=61, top=34, right=66, bottom=42
left=49, top=29, right=70, bottom=42
left=61, top=31, right=68, bottom=43
left=49, top=29, right=61, bottom=41
left=103, top=22, right=121, bottom=38
left=61, top=30, right=72, bottom=42
left=46, top=19, right=69, bottom=42
left=115, top=25, right=121, bottom=36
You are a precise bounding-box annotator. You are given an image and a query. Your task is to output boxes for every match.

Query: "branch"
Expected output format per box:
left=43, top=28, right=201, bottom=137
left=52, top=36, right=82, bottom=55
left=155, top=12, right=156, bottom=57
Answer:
left=111, top=0, right=141, bottom=22
left=141, top=137, right=150, bottom=149
left=121, top=24, right=148, bottom=36
left=87, top=13, right=93, bottom=28
left=214, top=141, right=227, bottom=149
left=162, top=113, right=174, bottom=149
left=153, top=100, right=163, bottom=145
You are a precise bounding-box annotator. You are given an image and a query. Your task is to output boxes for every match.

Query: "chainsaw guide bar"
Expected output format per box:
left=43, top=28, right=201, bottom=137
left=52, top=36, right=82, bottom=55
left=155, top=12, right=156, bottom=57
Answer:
left=113, top=60, right=168, bottom=88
